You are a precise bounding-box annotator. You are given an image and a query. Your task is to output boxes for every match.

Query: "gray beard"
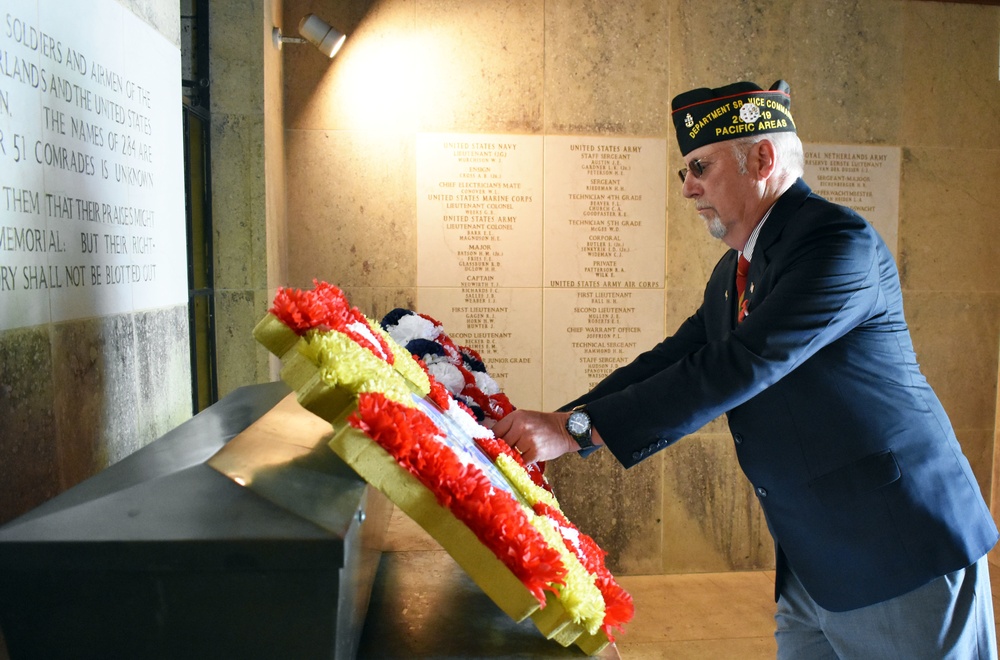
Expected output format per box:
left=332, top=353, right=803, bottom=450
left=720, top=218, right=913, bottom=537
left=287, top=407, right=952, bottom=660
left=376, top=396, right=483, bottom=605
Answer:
left=706, top=216, right=726, bottom=239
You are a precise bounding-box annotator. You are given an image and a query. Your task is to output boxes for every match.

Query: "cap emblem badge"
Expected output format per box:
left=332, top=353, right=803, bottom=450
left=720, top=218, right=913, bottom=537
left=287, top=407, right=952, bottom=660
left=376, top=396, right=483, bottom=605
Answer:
left=739, top=103, right=760, bottom=124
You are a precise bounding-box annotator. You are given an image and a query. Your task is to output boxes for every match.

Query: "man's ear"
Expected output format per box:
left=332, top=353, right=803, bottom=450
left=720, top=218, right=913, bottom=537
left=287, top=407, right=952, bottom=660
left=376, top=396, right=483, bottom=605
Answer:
left=754, top=139, right=777, bottom=180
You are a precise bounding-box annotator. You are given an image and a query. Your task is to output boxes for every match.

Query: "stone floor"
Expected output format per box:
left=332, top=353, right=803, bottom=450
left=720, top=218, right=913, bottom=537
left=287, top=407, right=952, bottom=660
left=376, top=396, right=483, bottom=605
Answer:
left=614, top=570, right=778, bottom=658
left=383, top=507, right=1000, bottom=659
left=382, top=506, right=776, bottom=658
left=615, top=561, right=1000, bottom=659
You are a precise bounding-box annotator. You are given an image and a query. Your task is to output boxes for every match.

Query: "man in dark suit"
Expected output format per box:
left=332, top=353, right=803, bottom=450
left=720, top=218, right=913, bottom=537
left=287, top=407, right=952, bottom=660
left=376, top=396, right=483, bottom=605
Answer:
left=494, top=80, right=999, bottom=658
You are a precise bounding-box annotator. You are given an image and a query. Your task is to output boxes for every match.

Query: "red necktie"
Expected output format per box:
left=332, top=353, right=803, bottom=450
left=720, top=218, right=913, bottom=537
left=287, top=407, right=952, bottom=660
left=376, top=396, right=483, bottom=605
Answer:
left=736, top=254, right=750, bottom=322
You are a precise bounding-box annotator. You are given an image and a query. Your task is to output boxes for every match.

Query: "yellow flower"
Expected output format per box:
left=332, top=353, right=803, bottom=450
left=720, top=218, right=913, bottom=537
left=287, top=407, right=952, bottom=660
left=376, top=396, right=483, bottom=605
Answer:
left=496, top=453, right=561, bottom=512
left=497, top=454, right=605, bottom=633
left=301, top=329, right=414, bottom=406
left=529, top=510, right=605, bottom=634
left=367, top=318, right=431, bottom=395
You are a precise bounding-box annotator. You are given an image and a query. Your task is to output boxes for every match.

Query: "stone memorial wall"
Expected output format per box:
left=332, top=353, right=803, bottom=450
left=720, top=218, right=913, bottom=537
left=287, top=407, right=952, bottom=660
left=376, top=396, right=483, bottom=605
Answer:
left=0, top=0, right=186, bottom=331
left=417, top=133, right=666, bottom=409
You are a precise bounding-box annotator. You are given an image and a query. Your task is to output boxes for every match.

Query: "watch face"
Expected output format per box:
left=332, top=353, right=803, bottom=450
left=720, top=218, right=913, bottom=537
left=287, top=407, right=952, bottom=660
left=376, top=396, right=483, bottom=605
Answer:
left=567, top=411, right=590, bottom=435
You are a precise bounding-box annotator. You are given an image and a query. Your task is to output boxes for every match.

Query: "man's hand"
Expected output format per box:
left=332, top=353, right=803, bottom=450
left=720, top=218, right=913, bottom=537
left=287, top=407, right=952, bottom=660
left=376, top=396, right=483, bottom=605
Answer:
left=492, top=409, right=579, bottom=463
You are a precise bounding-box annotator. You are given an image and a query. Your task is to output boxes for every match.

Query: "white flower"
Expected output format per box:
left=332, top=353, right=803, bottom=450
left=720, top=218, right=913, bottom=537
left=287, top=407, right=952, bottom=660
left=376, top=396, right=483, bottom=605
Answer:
left=389, top=314, right=439, bottom=345
left=473, top=370, right=500, bottom=395
left=426, top=360, right=465, bottom=395
left=347, top=320, right=387, bottom=360
left=445, top=396, right=495, bottom=441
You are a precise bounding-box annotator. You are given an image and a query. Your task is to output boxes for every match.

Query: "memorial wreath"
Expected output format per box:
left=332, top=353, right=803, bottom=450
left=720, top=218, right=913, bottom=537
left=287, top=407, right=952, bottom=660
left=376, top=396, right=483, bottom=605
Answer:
left=253, top=280, right=632, bottom=653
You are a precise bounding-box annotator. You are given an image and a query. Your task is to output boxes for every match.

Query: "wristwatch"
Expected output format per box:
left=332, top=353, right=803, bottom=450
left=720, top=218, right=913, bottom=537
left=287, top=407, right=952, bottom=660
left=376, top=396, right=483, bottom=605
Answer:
left=565, top=405, right=594, bottom=450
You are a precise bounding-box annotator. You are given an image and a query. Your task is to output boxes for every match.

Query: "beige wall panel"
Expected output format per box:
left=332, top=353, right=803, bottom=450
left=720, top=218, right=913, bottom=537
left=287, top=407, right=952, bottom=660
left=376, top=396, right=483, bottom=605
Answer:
left=667, top=0, right=792, bottom=101
left=905, top=290, right=1000, bottom=454
left=543, top=136, right=667, bottom=288
left=415, top=0, right=544, bottom=133
left=211, top=111, right=271, bottom=398
left=661, top=434, right=774, bottom=573
left=802, top=144, right=901, bottom=256
left=958, top=429, right=997, bottom=512
left=210, top=0, right=273, bottom=400
left=663, top=287, right=730, bottom=437
left=545, top=450, right=664, bottom=575
left=901, top=3, right=1000, bottom=149
left=786, top=1, right=905, bottom=145
left=285, top=130, right=416, bottom=289
left=211, top=0, right=266, bottom=116
left=212, top=114, right=269, bottom=292
left=288, top=0, right=421, bottom=132
left=287, top=0, right=543, bottom=133
left=906, top=289, right=1000, bottom=503
left=544, top=0, right=671, bottom=136
left=667, top=183, right=729, bottom=292
left=282, top=0, right=392, bottom=130
left=214, top=289, right=272, bottom=397
left=899, top=147, right=1000, bottom=294
left=339, top=286, right=418, bottom=325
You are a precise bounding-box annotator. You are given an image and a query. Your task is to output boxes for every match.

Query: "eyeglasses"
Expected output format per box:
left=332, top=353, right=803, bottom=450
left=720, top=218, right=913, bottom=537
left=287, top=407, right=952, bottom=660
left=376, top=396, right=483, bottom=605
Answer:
left=678, top=158, right=709, bottom=184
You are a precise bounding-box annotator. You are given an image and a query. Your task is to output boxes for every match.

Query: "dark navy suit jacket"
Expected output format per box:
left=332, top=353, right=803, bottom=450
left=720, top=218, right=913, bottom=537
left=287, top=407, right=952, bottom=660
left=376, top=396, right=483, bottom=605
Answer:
left=566, top=178, right=998, bottom=611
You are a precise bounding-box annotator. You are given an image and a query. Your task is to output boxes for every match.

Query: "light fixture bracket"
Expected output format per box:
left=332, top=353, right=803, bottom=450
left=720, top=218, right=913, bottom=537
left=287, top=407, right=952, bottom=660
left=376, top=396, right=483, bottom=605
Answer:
left=272, top=27, right=306, bottom=51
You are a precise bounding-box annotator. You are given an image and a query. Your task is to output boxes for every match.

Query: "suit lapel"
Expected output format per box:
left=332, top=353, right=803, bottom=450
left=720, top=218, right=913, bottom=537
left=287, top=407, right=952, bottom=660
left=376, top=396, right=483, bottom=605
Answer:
left=723, top=179, right=811, bottom=329
left=711, top=250, right=740, bottom=332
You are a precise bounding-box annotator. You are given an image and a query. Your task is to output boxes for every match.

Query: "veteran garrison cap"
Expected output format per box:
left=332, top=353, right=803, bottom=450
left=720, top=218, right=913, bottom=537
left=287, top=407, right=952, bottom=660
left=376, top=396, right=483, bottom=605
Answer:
left=671, top=80, right=795, bottom=156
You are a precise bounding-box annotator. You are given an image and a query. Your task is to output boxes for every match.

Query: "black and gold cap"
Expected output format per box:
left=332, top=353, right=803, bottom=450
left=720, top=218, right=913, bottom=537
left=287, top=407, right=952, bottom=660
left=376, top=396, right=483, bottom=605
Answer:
left=671, top=80, right=795, bottom=156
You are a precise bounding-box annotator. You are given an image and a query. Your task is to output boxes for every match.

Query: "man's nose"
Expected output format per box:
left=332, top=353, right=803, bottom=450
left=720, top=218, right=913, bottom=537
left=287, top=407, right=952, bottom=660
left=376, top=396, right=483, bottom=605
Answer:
left=681, top=172, right=699, bottom=198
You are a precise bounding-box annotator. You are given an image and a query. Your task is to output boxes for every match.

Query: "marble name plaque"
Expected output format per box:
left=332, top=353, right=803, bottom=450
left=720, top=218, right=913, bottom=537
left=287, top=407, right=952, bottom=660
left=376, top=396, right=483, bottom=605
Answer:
left=543, top=136, right=667, bottom=289
left=543, top=288, right=664, bottom=410
left=416, top=133, right=543, bottom=288
left=417, top=134, right=670, bottom=412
